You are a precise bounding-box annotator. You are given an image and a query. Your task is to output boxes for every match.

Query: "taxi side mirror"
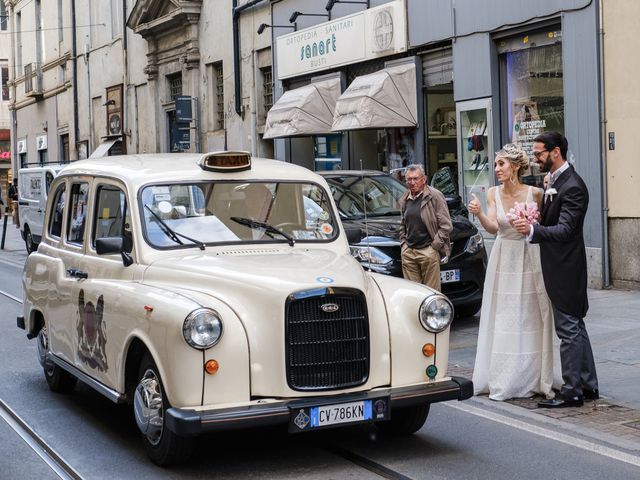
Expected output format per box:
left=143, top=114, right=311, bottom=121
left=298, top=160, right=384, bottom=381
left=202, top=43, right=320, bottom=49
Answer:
left=96, top=237, right=134, bottom=267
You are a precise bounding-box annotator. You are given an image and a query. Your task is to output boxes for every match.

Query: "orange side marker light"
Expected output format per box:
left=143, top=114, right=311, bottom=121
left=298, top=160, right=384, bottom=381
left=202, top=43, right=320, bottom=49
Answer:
left=205, top=359, right=219, bottom=375
left=422, top=343, right=435, bottom=357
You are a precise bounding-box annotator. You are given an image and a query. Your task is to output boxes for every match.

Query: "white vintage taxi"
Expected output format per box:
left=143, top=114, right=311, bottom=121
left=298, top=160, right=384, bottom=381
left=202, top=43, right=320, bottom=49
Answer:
left=18, top=151, right=472, bottom=465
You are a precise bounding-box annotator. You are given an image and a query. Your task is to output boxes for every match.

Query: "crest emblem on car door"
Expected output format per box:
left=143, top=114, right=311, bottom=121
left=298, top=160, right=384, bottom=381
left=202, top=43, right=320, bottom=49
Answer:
left=77, top=289, right=108, bottom=372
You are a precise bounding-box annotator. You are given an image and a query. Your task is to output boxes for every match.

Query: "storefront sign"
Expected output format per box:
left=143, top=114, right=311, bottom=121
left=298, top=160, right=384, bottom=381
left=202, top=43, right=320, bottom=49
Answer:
left=276, top=0, right=407, bottom=80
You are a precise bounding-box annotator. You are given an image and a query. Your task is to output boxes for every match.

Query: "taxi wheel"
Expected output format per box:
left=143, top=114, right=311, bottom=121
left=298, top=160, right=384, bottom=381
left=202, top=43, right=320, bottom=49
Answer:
left=134, top=353, right=194, bottom=466
left=376, top=404, right=430, bottom=435
left=37, top=326, right=77, bottom=393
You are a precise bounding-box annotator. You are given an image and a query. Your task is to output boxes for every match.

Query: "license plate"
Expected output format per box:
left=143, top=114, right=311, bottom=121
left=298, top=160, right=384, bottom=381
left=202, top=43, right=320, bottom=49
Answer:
left=441, top=269, right=460, bottom=283
left=290, top=398, right=389, bottom=432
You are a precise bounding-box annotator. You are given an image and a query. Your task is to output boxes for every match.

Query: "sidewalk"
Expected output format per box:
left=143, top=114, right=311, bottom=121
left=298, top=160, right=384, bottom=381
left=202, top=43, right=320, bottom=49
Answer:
left=0, top=216, right=26, bottom=267
left=449, top=287, right=640, bottom=454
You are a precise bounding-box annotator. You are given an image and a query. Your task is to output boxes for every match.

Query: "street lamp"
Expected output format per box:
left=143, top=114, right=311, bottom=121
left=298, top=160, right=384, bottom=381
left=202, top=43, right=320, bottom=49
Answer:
left=325, top=0, right=370, bottom=12
left=257, top=23, right=297, bottom=34
left=288, top=11, right=330, bottom=24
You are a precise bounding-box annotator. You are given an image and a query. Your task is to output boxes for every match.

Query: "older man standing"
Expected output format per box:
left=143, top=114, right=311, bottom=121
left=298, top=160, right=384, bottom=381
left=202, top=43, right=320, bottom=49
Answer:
left=399, top=165, right=452, bottom=291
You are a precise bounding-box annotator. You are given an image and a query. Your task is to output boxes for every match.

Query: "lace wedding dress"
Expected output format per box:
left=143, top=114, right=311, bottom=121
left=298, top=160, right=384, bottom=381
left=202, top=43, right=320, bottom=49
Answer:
left=472, top=186, right=561, bottom=401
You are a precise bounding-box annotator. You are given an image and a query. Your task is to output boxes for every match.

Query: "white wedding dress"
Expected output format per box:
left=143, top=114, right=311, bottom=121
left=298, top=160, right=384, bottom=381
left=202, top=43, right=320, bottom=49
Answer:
left=472, top=186, right=561, bottom=401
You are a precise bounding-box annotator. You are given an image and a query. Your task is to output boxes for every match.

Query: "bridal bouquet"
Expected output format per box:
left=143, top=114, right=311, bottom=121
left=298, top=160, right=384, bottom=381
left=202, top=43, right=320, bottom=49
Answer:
left=505, top=202, right=540, bottom=225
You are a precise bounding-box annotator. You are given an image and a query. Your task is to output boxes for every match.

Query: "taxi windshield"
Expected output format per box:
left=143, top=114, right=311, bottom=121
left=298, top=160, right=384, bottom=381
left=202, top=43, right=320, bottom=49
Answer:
left=140, top=181, right=338, bottom=248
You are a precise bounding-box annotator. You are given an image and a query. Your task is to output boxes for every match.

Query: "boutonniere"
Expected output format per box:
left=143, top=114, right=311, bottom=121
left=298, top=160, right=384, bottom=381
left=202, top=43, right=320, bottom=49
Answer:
left=544, top=187, right=558, bottom=202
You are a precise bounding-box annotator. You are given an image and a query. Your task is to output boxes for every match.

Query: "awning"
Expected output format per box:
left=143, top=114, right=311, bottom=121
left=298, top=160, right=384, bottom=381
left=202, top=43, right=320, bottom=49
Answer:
left=263, top=78, right=340, bottom=139
left=89, top=139, right=119, bottom=158
left=332, top=63, right=417, bottom=131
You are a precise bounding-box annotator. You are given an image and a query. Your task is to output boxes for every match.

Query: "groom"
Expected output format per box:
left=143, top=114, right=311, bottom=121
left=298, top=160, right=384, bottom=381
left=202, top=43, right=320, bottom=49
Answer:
left=513, top=131, right=599, bottom=408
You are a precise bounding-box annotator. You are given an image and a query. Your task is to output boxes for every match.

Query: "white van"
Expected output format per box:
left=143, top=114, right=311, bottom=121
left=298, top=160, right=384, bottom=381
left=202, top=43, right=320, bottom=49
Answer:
left=18, top=165, right=64, bottom=253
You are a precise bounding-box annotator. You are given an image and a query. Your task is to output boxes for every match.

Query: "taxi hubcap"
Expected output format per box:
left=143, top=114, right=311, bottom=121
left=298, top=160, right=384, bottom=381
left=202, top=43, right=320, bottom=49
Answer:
left=134, top=369, right=164, bottom=446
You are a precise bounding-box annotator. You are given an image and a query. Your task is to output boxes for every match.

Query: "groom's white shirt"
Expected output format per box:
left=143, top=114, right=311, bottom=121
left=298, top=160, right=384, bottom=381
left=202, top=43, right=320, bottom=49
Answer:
left=526, top=160, right=570, bottom=241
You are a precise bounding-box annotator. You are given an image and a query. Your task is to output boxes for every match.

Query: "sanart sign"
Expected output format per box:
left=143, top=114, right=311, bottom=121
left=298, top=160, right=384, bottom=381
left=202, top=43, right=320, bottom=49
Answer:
left=276, top=0, right=407, bottom=80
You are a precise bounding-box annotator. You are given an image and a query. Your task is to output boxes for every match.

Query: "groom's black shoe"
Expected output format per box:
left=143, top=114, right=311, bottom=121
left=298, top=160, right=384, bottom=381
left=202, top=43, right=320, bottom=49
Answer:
left=538, top=394, right=584, bottom=409
left=583, top=389, right=600, bottom=400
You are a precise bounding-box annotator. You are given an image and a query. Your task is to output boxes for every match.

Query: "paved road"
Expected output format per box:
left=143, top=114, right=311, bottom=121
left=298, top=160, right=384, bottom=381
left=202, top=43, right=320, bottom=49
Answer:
left=1, top=225, right=639, bottom=478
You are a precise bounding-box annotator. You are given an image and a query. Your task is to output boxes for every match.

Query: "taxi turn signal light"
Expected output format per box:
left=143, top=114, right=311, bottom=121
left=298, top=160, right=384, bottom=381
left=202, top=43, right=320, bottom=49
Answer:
left=204, top=359, right=219, bottom=375
left=422, top=343, right=435, bottom=357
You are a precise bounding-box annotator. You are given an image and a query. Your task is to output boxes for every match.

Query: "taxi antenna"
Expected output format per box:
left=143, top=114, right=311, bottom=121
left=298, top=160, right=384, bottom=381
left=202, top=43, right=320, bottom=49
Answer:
left=359, top=159, right=372, bottom=270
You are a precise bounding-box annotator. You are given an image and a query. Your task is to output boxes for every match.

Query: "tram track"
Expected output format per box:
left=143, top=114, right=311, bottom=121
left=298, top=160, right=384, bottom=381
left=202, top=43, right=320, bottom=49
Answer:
left=0, top=285, right=82, bottom=479
left=0, top=396, right=83, bottom=479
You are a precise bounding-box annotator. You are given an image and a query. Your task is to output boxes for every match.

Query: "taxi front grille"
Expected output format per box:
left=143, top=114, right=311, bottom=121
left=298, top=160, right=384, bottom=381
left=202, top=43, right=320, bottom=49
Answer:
left=285, top=288, right=369, bottom=391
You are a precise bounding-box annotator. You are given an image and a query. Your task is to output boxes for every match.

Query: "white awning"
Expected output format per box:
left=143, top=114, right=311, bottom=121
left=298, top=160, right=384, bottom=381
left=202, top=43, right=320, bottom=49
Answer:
left=263, top=78, right=341, bottom=139
left=89, top=139, right=119, bottom=158
left=332, top=63, right=417, bottom=131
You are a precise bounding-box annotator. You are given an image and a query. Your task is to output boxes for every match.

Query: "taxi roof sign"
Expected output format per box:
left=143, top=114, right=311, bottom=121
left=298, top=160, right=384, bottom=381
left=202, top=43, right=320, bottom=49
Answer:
left=199, top=151, right=252, bottom=172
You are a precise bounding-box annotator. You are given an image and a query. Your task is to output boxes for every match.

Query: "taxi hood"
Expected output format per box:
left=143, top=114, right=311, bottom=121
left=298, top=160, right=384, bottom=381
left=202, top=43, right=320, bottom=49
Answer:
left=141, top=247, right=375, bottom=397
left=142, top=247, right=370, bottom=307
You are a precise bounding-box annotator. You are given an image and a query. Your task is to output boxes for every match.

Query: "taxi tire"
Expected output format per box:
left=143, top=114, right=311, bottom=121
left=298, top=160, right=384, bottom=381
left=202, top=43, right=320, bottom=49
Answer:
left=136, top=353, right=194, bottom=466
left=38, top=327, right=77, bottom=393
left=376, top=403, right=430, bottom=435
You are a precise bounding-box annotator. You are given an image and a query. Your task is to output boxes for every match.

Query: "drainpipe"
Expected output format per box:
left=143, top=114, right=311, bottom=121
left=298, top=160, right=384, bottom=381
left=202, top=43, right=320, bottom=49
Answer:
left=72, top=0, right=79, bottom=158
left=122, top=0, right=129, bottom=151
left=597, top=0, right=610, bottom=288
left=251, top=49, right=258, bottom=156
left=233, top=0, right=267, bottom=116
left=8, top=3, right=18, bottom=174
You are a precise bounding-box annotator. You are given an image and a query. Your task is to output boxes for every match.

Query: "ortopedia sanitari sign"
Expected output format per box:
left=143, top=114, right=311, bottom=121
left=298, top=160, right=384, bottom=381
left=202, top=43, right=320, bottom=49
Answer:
left=276, top=0, right=407, bottom=80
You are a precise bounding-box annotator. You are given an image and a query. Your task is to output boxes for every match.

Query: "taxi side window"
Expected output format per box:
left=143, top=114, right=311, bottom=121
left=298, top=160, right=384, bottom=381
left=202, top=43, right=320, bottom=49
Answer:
left=48, top=183, right=66, bottom=238
left=67, top=183, right=90, bottom=245
left=93, top=185, right=132, bottom=252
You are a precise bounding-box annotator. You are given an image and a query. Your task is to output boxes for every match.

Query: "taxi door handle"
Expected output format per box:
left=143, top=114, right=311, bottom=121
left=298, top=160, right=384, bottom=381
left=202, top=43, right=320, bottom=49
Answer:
left=67, top=268, right=88, bottom=279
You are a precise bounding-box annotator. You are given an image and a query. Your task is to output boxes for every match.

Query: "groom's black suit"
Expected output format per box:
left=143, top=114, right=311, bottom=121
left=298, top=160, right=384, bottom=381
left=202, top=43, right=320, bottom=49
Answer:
left=531, top=164, right=598, bottom=398
left=533, top=165, right=588, bottom=316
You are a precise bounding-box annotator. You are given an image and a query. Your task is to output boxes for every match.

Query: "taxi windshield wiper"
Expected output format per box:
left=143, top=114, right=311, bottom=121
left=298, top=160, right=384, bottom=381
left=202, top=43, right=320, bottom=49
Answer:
left=144, top=204, right=206, bottom=250
left=230, top=217, right=295, bottom=247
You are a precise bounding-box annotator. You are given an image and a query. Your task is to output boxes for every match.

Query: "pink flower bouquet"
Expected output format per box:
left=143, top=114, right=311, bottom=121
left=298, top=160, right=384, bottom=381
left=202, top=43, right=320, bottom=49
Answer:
left=505, top=202, right=540, bottom=225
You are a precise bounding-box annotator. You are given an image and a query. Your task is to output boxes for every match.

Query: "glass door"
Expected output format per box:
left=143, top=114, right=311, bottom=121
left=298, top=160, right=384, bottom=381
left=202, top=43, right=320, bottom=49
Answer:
left=456, top=98, right=494, bottom=236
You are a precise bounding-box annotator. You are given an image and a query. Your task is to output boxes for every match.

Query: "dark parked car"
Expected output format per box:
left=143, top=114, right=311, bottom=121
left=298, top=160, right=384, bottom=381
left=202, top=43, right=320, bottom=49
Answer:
left=320, top=169, right=487, bottom=317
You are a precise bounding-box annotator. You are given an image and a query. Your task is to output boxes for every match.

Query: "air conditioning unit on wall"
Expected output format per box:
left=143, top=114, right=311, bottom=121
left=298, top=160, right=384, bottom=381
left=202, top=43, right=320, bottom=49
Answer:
left=36, top=135, right=48, bottom=150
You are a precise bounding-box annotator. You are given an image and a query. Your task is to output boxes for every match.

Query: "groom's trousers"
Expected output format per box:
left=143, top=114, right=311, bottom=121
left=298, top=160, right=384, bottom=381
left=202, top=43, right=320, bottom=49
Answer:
left=552, top=305, right=599, bottom=397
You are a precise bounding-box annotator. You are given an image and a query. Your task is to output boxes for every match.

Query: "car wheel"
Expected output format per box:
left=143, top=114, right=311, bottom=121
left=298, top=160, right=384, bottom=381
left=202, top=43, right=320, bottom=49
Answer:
left=376, top=404, right=430, bottom=435
left=134, top=353, right=194, bottom=466
left=37, top=326, right=77, bottom=393
left=24, top=225, right=37, bottom=254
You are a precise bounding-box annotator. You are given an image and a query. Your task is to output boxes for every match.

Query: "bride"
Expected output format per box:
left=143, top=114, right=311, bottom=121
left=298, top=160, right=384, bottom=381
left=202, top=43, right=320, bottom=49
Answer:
left=468, top=143, right=560, bottom=401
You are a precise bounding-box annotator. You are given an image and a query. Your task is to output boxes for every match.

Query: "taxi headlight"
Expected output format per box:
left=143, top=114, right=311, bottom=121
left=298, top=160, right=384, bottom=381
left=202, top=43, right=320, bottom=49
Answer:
left=419, top=296, right=454, bottom=333
left=183, top=308, right=223, bottom=349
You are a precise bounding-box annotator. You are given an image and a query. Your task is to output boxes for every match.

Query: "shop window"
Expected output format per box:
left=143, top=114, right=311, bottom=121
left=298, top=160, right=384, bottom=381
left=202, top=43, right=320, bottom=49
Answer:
left=499, top=30, right=564, bottom=187
left=314, top=134, right=342, bottom=171
left=425, top=85, right=457, bottom=179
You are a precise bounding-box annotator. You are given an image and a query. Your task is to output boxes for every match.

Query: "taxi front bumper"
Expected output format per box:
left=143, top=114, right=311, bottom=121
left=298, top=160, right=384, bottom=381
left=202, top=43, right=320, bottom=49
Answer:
left=165, top=376, right=473, bottom=436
